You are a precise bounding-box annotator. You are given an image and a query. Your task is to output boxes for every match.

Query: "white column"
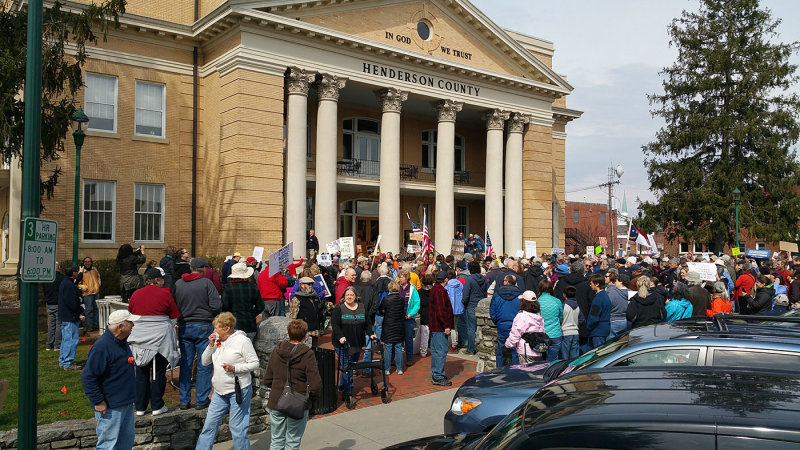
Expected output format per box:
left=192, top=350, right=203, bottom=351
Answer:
left=433, top=100, right=462, bottom=248
left=285, top=67, right=315, bottom=258
left=376, top=88, right=407, bottom=254
left=484, top=109, right=509, bottom=256
left=504, top=113, right=528, bottom=257
left=5, top=156, right=21, bottom=267
left=315, top=74, right=347, bottom=248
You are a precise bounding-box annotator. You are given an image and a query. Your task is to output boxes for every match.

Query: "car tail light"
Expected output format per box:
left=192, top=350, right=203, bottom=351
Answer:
left=450, top=397, right=482, bottom=415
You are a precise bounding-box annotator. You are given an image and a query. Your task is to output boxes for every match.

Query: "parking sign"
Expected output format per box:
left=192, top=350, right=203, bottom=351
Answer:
left=21, top=217, right=58, bottom=282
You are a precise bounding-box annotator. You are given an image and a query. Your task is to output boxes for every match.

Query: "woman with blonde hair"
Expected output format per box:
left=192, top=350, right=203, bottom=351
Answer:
left=196, top=312, right=260, bottom=449
left=626, top=276, right=667, bottom=329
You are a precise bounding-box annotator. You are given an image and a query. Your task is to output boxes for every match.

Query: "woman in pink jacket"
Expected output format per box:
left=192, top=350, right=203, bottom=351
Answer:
left=504, top=291, right=545, bottom=363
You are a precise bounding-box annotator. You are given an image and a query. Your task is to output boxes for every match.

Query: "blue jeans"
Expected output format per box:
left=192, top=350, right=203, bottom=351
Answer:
left=178, top=323, right=213, bottom=406
left=430, top=331, right=448, bottom=380
left=373, top=315, right=384, bottom=345
left=560, top=335, right=579, bottom=359
left=546, top=336, right=563, bottom=362
left=269, top=408, right=308, bottom=450
left=335, top=346, right=360, bottom=395
left=59, top=321, right=79, bottom=367
left=608, top=320, right=628, bottom=341
left=463, top=306, right=477, bottom=353
left=456, top=313, right=468, bottom=347
left=196, top=385, right=252, bottom=450
left=94, top=405, right=135, bottom=450
left=384, top=342, right=403, bottom=372
left=496, top=333, right=519, bottom=368
left=404, top=318, right=415, bottom=363
left=591, top=336, right=607, bottom=348
left=83, top=294, right=98, bottom=328
left=362, top=334, right=374, bottom=374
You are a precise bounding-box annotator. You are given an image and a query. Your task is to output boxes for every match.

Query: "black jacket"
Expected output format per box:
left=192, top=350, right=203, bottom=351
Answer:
left=747, top=286, right=775, bottom=315
left=687, top=285, right=711, bottom=318
left=292, top=289, right=321, bottom=332
left=379, top=292, right=406, bottom=343
left=418, top=286, right=431, bottom=326
left=58, top=276, right=82, bottom=322
left=43, top=272, right=66, bottom=306
left=524, top=265, right=546, bottom=294
left=353, top=280, right=379, bottom=323
left=626, top=288, right=666, bottom=329
left=554, top=272, right=595, bottom=337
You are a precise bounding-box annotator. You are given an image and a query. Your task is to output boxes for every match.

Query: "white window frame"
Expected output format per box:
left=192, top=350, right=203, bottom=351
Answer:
left=421, top=129, right=466, bottom=173
left=756, top=242, right=766, bottom=250
left=134, top=80, right=166, bottom=138
left=82, top=180, right=116, bottom=243
left=133, top=183, right=165, bottom=243
left=679, top=242, right=689, bottom=254
left=85, top=73, right=118, bottom=133
left=456, top=205, right=469, bottom=236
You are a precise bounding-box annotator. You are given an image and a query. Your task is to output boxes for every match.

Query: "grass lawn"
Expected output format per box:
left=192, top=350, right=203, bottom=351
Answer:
left=0, top=312, right=183, bottom=431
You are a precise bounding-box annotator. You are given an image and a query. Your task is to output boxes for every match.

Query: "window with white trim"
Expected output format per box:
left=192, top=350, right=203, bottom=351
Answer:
left=135, top=81, right=166, bottom=137
left=83, top=180, right=116, bottom=242
left=679, top=242, right=689, bottom=254
left=85, top=73, right=117, bottom=132
left=134, top=183, right=164, bottom=242
left=421, top=130, right=466, bottom=172
left=342, top=118, right=380, bottom=177
left=756, top=242, right=766, bottom=250
left=456, top=206, right=469, bottom=236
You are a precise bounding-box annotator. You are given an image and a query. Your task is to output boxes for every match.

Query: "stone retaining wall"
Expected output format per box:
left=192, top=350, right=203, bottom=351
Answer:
left=475, top=297, right=498, bottom=373
left=0, top=276, right=18, bottom=303
left=0, top=316, right=301, bottom=449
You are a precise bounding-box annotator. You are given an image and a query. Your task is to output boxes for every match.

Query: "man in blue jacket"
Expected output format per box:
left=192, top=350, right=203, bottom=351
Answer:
left=586, top=273, right=611, bottom=352
left=490, top=275, right=522, bottom=368
left=59, top=266, right=84, bottom=370
left=81, top=310, right=140, bottom=450
left=461, top=260, right=488, bottom=355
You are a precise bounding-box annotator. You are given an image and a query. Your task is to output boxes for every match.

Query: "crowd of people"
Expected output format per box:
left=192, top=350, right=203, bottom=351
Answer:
left=39, top=237, right=799, bottom=449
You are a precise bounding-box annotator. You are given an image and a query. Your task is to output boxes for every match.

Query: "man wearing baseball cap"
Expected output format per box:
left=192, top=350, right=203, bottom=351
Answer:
left=221, top=252, right=242, bottom=286
left=81, top=310, right=141, bottom=449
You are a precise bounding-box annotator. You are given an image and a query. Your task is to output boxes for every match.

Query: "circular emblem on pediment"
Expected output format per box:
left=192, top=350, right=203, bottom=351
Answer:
left=409, top=9, right=443, bottom=54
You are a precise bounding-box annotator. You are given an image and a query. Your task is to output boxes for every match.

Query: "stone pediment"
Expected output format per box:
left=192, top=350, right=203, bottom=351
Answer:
left=246, top=0, right=571, bottom=92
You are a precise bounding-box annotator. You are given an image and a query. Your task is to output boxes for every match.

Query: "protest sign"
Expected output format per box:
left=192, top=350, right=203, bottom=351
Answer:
left=356, top=244, right=363, bottom=255
left=326, top=239, right=340, bottom=255
left=731, top=247, right=741, bottom=256
left=595, top=246, right=603, bottom=255
left=339, top=237, right=355, bottom=259
left=525, top=241, right=537, bottom=259
left=551, top=248, right=565, bottom=255
left=745, top=249, right=771, bottom=259
left=314, top=273, right=332, bottom=298
left=409, top=232, right=423, bottom=241
left=268, top=242, right=293, bottom=277
left=515, top=249, right=525, bottom=258
left=451, top=239, right=466, bottom=260
left=252, top=246, right=264, bottom=261
left=686, top=262, right=717, bottom=282
left=318, top=253, right=332, bottom=267
left=407, top=244, right=422, bottom=253
left=599, top=237, right=607, bottom=248
left=373, top=235, right=382, bottom=255
left=779, top=241, right=798, bottom=253
left=586, top=246, right=594, bottom=256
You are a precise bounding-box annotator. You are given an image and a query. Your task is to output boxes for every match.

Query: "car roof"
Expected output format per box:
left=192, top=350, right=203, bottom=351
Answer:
left=629, top=315, right=800, bottom=345
left=523, top=368, right=800, bottom=438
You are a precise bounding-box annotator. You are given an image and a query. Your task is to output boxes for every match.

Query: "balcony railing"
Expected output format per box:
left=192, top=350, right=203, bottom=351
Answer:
left=308, top=158, right=484, bottom=187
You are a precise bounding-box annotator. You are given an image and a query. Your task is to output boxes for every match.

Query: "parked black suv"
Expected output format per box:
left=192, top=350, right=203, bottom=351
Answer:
left=388, top=366, right=800, bottom=449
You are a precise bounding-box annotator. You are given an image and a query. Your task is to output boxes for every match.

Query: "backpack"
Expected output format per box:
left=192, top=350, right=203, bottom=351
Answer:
left=376, top=290, right=389, bottom=316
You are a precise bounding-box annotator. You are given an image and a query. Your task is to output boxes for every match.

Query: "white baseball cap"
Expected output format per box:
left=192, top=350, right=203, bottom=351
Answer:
left=107, top=310, right=141, bottom=326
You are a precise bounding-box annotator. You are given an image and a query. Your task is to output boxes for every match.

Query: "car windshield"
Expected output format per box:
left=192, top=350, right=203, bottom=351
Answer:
left=548, top=334, right=633, bottom=380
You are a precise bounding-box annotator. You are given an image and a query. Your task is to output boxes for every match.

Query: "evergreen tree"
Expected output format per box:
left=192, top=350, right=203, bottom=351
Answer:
left=0, top=0, right=125, bottom=201
left=639, top=0, right=800, bottom=251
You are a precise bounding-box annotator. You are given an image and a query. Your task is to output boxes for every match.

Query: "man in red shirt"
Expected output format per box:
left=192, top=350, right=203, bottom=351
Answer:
left=428, top=271, right=454, bottom=386
left=335, top=267, right=356, bottom=304
left=257, top=264, right=288, bottom=318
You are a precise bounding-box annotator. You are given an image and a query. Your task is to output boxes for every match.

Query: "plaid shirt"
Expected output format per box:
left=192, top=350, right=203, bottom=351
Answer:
left=222, top=280, right=262, bottom=333
left=428, top=283, right=454, bottom=333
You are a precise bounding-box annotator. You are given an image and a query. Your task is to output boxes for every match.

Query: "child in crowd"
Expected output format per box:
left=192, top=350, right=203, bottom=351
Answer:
left=560, top=286, right=582, bottom=359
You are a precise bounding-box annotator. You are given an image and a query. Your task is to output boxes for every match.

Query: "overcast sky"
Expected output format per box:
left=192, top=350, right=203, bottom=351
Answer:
left=472, top=0, right=800, bottom=213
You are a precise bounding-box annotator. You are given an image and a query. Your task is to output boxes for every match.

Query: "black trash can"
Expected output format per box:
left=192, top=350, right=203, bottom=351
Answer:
left=311, top=347, right=337, bottom=415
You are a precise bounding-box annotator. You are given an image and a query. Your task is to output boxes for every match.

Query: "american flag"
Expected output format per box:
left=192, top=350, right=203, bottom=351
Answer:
left=407, top=211, right=434, bottom=254
left=485, top=230, right=494, bottom=257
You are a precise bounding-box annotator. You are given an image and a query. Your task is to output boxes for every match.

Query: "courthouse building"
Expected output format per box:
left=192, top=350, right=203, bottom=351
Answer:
left=0, top=0, right=581, bottom=277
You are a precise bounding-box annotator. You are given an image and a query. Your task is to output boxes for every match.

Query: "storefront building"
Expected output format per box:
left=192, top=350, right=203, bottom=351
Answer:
left=0, top=0, right=580, bottom=277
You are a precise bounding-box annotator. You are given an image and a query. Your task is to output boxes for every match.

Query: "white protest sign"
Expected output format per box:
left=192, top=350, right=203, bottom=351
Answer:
left=318, top=253, right=332, bottom=267
left=373, top=235, right=382, bottom=255
left=515, top=249, right=525, bottom=258
left=326, top=239, right=340, bottom=255
left=525, top=241, right=537, bottom=259
left=586, top=246, right=594, bottom=256
left=407, top=244, right=422, bottom=253
left=268, top=242, right=294, bottom=277
left=686, top=262, right=717, bottom=282
left=339, top=237, right=355, bottom=259
left=551, top=248, right=565, bottom=255
left=252, top=246, right=264, bottom=261
left=451, top=239, right=466, bottom=260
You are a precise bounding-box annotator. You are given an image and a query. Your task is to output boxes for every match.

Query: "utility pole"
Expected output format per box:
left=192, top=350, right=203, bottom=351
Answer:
left=19, top=0, right=44, bottom=448
left=599, top=165, right=623, bottom=255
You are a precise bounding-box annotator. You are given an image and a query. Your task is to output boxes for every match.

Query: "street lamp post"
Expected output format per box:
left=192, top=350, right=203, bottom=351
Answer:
left=71, top=109, right=89, bottom=266
left=733, top=187, right=741, bottom=251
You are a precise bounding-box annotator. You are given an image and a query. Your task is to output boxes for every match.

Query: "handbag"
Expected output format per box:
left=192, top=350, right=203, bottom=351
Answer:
left=521, top=332, right=552, bottom=354
left=274, top=344, right=309, bottom=420
left=234, top=375, right=243, bottom=405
